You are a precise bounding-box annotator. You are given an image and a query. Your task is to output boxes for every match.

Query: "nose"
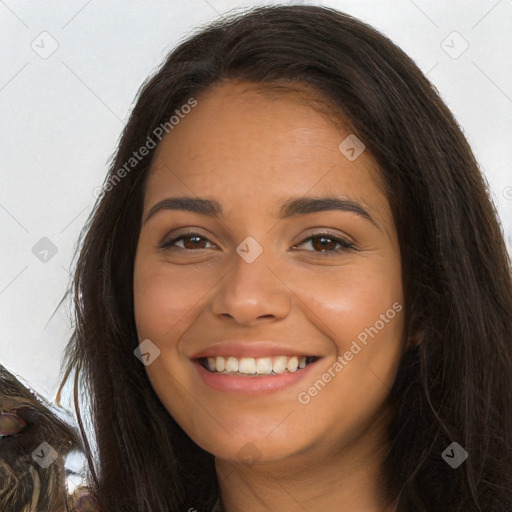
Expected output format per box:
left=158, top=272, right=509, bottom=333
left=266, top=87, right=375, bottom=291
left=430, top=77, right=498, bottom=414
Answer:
left=210, top=247, right=293, bottom=326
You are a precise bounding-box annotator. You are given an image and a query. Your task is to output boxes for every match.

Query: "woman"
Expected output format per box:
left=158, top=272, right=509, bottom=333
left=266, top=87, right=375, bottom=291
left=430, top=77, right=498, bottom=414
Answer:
left=57, top=5, right=512, bottom=511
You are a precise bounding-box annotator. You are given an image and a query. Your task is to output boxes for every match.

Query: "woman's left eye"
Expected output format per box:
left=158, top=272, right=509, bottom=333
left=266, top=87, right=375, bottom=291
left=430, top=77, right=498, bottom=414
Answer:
left=292, top=233, right=357, bottom=255
left=160, top=231, right=356, bottom=256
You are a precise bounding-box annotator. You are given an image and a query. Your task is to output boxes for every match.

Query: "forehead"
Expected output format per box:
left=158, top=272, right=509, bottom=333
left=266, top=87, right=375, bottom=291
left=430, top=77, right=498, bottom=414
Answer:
left=145, top=80, right=389, bottom=223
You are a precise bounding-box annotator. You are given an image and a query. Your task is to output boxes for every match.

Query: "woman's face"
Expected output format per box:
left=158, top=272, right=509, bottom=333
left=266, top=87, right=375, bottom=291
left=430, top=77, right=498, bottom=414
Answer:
left=133, top=80, right=404, bottom=465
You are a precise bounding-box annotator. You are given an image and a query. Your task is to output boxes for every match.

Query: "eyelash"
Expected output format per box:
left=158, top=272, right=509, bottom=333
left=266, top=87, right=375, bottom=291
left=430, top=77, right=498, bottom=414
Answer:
left=159, top=231, right=357, bottom=256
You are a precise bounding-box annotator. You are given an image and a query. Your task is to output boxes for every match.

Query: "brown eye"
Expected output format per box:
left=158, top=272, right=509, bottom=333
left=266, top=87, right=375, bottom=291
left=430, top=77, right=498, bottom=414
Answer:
left=311, top=236, right=338, bottom=252
left=160, top=232, right=216, bottom=251
left=293, top=232, right=356, bottom=256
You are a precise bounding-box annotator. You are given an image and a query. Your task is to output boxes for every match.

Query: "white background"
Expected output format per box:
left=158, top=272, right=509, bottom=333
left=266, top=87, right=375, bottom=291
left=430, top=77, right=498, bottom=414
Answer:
left=1, top=0, right=511, bottom=404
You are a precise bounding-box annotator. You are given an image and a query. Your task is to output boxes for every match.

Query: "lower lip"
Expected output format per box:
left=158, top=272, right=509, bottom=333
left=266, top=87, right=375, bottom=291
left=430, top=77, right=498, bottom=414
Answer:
left=193, top=359, right=322, bottom=394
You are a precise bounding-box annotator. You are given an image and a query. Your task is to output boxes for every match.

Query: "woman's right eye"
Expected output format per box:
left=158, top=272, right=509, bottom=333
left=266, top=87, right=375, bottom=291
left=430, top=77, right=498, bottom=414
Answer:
left=159, top=232, right=216, bottom=251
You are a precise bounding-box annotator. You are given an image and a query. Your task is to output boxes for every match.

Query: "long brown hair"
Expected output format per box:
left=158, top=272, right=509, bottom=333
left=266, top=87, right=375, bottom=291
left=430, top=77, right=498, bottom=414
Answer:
left=58, top=5, right=512, bottom=511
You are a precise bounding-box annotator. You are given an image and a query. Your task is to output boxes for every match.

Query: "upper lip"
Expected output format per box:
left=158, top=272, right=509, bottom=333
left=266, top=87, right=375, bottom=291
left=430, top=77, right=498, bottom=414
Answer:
left=191, top=342, right=320, bottom=359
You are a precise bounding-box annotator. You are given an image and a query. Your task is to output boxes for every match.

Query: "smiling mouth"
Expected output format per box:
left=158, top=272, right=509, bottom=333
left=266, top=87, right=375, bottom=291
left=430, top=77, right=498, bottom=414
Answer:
left=197, top=355, right=320, bottom=376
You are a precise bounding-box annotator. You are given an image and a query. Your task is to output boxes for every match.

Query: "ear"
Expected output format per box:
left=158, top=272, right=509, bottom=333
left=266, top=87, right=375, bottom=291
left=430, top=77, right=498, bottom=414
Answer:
left=0, top=412, right=27, bottom=435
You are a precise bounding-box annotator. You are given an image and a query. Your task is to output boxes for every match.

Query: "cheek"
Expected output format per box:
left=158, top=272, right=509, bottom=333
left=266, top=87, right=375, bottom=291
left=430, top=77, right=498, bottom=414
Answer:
left=133, top=261, right=206, bottom=342
left=293, top=259, right=404, bottom=401
left=133, top=270, right=170, bottom=341
left=291, top=256, right=403, bottom=347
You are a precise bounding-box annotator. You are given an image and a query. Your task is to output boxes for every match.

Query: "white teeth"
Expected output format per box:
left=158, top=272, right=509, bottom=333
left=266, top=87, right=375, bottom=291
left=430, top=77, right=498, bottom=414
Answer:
left=256, top=357, right=272, bottom=374
left=272, top=356, right=287, bottom=374
left=287, top=356, right=299, bottom=372
left=203, top=355, right=313, bottom=375
left=238, top=357, right=256, bottom=374
left=225, top=356, right=239, bottom=373
left=216, top=356, right=226, bottom=372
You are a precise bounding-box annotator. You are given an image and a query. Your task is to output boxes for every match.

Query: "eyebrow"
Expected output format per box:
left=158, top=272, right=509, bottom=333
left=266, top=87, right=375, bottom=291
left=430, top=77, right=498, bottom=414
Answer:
left=143, top=196, right=378, bottom=228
